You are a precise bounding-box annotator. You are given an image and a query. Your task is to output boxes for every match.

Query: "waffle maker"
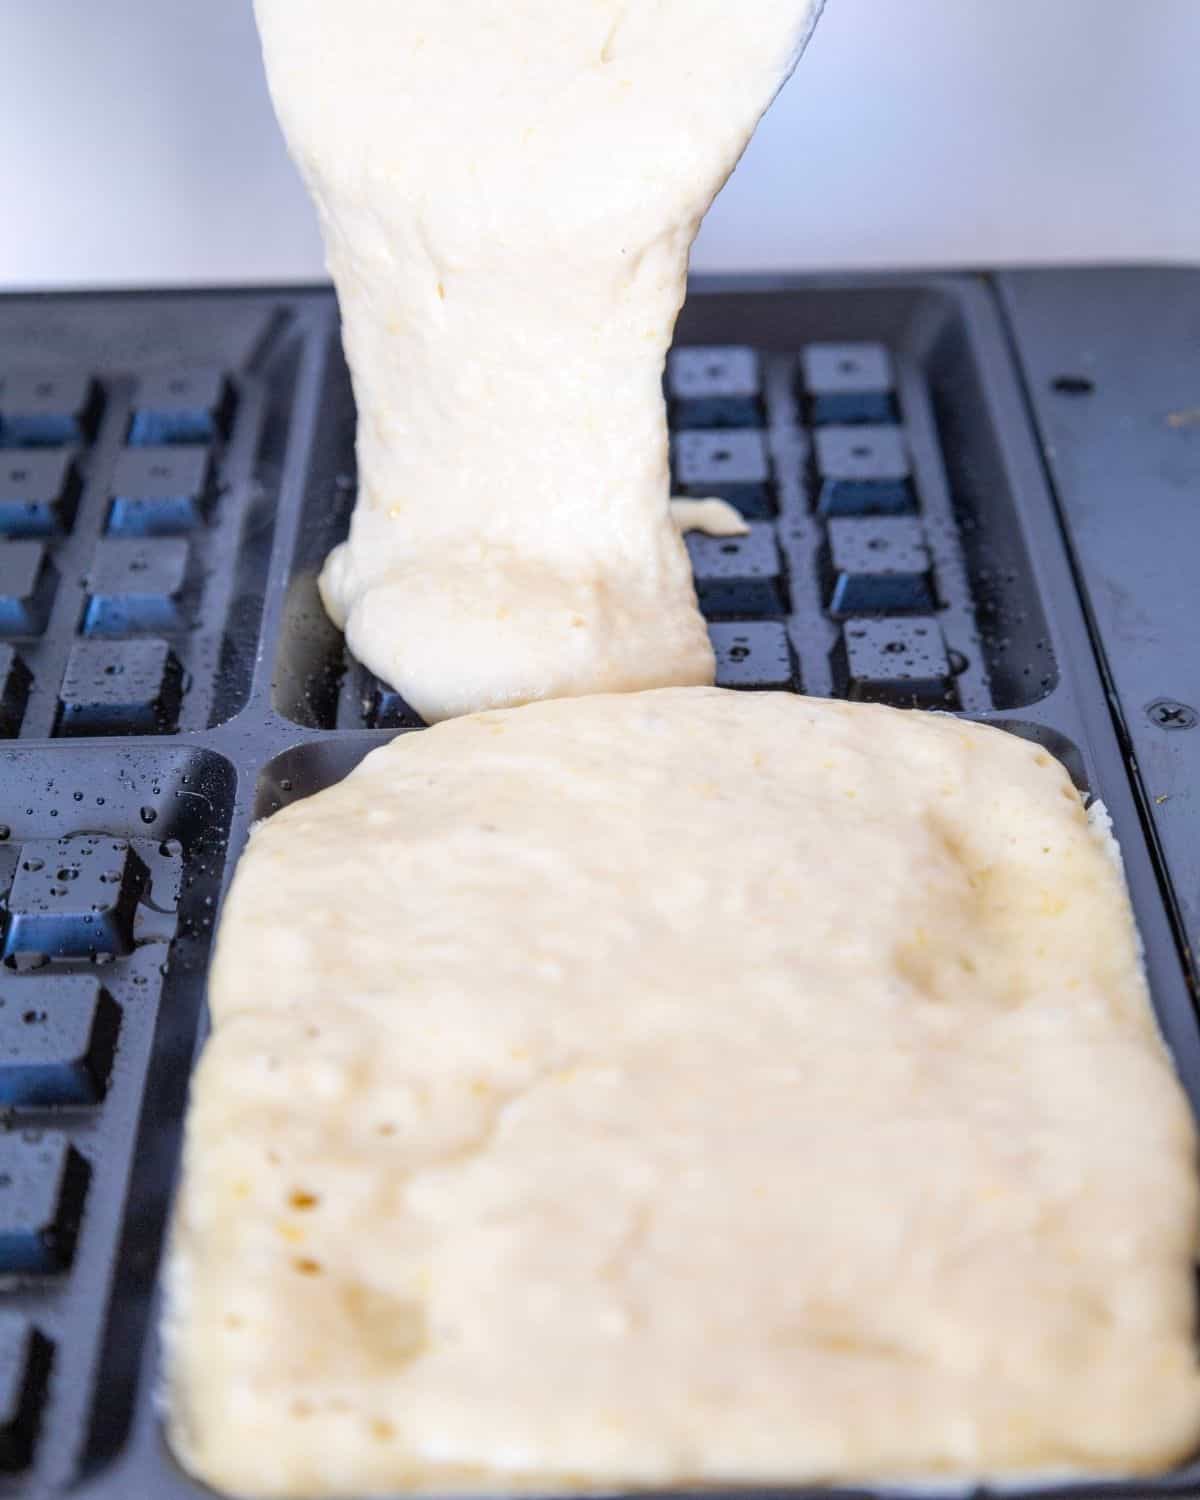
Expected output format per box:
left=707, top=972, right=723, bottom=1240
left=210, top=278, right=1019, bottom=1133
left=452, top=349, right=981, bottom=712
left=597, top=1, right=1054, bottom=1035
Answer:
left=0, top=266, right=1196, bottom=1499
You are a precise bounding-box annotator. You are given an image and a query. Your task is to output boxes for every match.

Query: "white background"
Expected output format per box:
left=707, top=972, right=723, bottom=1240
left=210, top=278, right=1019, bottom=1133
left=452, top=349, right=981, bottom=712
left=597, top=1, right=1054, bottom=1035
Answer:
left=2, top=0, right=1197, bottom=290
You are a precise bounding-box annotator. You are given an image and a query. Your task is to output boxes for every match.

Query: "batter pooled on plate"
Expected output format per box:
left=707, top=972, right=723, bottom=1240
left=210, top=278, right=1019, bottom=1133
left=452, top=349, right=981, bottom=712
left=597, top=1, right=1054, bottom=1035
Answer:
left=164, top=690, right=1200, bottom=1498
left=252, top=0, right=822, bottom=722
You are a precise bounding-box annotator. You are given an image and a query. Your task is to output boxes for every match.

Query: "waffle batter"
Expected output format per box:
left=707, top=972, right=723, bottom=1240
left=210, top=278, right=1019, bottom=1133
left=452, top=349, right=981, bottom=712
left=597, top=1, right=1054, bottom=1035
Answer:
left=164, top=690, right=1200, bottom=1497
left=670, top=497, right=750, bottom=537
left=251, top=0, right=820, bottom=722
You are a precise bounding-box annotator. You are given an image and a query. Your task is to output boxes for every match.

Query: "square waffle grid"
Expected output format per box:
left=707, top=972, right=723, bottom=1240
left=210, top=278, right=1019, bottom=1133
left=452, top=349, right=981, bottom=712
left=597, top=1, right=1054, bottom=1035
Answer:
left=0, top=749, right=232, bottom=1495
left=0, top=320, right=289, bottom=740
left=668, top=338, right=994, bottom=710
left=0, top=279, right=1195, bottom=1500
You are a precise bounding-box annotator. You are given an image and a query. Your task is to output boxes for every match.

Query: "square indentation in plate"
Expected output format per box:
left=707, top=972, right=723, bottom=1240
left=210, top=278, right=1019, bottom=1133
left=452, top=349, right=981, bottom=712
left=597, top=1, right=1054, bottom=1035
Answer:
left=0, top=977, right=119, bottom=1106
left=0, top=545, right=55, bottom=637
left=687, top=524, right=786, bottom=618
left=667, top=346, right=762, bottom=430
left=800, top=342, right=896, bottom=425
left=0, top=1316, right=51, bottom=1470
left=0, top=649, right=30, bottom=738
left=709, top=621, right=796, bottom=690
left=4, top=835, right=147, bottom=961
left=812, top=425, right=915, bottom=517
left=56, top=638, right=183, bottom=737
left=831, top=616, right=958, bottom=708
left=0, top=452, right=80, bottom=538
left=822, top=517, right=935, bottom=617
left=673, top=431, right=774, bottom=519
left=367, top=677, right=424, bottom=731
left=83, top=539, right=189, bottom=635
left=0, top=373, right=100, bottom=449
left=107, top=447, right=213, bottom=536
left=127, top=368, right=233, bottom=447
left=0, top=1134, right=88, bottom=1274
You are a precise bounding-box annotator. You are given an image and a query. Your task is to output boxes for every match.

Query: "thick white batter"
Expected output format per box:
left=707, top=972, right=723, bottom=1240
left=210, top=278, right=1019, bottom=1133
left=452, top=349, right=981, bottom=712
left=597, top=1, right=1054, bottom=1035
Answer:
left=252, top=0, right=820, bottom=722
left=669, top=497, right=749, bottom=537
left=164, top=691, right=1200, bottom=1497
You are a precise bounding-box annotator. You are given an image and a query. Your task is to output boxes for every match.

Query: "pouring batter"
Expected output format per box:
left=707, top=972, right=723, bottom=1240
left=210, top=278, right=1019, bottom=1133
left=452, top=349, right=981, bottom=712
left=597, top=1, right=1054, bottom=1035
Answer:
left=252, top=0, right=822, bottom=722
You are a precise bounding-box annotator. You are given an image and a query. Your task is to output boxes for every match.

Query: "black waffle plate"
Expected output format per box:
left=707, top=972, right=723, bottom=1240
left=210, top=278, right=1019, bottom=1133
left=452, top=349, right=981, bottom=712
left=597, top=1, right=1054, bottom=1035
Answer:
left=0, top=272, right=1195, bottom=1500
